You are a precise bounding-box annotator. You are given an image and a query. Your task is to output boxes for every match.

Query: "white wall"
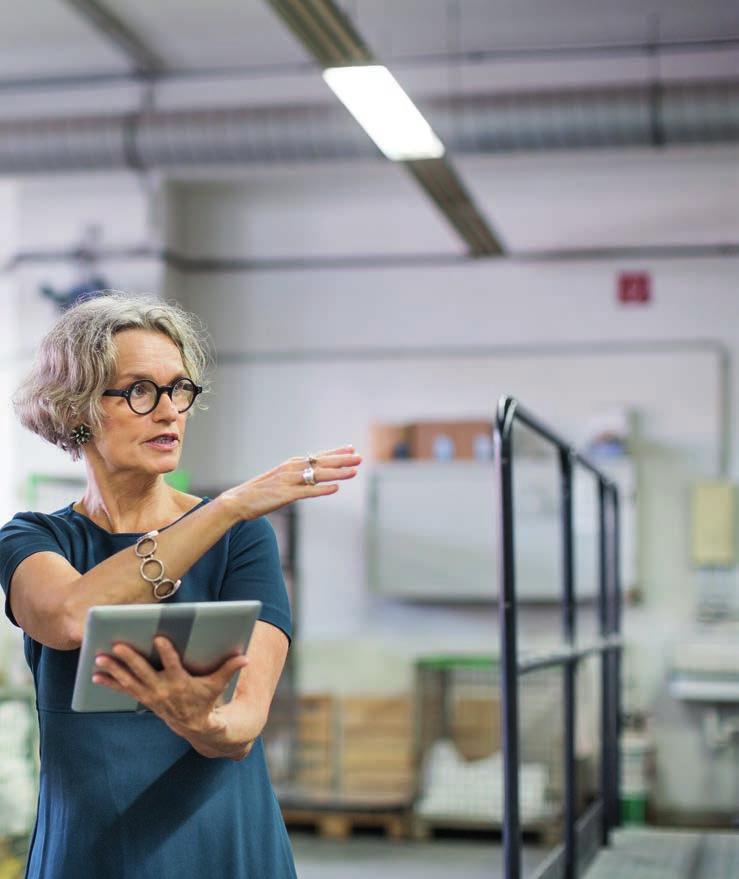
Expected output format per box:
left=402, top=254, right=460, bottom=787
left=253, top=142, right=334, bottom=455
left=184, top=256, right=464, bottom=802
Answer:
left=166, top=146, right=739, bottom=817
left=1, top=147, right=737, bottom=816
left=0, top=182, right=19, bottom=527
left=0, top=172, right=162, bottom=683
left=174, top=258, right=736, bottom=684
left=7, top=172, right=165, bottom=485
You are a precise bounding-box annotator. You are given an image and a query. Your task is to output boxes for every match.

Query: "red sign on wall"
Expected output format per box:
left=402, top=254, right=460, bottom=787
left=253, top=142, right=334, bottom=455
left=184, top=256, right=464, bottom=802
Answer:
left=617, top=272, right=651, bottom=304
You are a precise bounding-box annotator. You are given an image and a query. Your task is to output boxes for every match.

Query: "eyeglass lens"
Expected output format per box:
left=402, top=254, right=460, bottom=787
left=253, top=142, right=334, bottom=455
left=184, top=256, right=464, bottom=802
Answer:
left=129, top=380, right=196, bottom=414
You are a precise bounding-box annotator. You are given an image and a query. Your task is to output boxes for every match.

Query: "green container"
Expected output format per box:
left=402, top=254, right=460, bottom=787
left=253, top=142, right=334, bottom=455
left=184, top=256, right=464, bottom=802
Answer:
left=621, top=792, right=647, bottom=824
left=164, top=470, right=190, bottom=492
left=416, top=655, right=497, bottom=671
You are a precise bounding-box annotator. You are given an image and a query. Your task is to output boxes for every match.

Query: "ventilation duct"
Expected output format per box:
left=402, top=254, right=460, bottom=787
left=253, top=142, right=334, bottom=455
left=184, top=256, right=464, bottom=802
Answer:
left=0, top=81, right=736, bottom=174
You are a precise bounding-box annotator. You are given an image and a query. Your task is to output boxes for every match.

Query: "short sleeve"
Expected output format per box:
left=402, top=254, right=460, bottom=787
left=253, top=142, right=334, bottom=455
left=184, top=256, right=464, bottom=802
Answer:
left=220, top=517, right=292, bottom=643
left=0, top=512, right=68, bottom=627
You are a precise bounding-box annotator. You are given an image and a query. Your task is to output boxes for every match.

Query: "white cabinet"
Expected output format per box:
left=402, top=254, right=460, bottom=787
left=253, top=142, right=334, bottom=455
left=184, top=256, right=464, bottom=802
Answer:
left=367, top=458, right=636, bottom=602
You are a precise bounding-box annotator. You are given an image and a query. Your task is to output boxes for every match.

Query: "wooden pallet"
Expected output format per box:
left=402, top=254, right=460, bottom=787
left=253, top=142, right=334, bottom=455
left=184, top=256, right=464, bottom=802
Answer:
left=278, top=789, right=412, bottom=840
left=282, top=806, right=409, bottom=840
left=410, top=813, right=561, bottom=846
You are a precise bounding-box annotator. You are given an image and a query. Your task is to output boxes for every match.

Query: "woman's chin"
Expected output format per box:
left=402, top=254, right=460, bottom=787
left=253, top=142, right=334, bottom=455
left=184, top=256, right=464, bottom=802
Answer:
left=140, top=453, right=181, bottom=475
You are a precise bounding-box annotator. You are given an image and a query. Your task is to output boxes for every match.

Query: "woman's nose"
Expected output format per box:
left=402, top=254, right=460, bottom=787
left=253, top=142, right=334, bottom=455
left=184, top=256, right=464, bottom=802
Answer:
left=153, top=391, right=179, bottom=418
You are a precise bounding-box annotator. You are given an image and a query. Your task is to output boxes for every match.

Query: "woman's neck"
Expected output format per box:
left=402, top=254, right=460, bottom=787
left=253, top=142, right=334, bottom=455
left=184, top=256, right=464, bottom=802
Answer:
left=76, top=469, right=184, bottom=534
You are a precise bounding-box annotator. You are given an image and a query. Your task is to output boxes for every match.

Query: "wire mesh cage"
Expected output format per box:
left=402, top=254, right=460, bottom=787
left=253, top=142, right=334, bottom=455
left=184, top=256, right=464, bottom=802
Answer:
left=414, top=656, right=504, bottom=826
left=267, top=691, right=417, bottom=805
left=414, top=655, right=599, bottom=834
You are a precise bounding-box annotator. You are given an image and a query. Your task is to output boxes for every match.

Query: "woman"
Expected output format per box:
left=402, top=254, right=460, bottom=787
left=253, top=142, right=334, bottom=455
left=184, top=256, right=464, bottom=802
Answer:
left=0, top=293, right=362, bottom=878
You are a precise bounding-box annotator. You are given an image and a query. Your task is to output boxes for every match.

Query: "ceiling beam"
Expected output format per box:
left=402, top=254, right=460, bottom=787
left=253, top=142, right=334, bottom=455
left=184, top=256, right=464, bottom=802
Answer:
left=61, top=0, right=165, bottom=75
left=405, top=160, right=504, bottom=257
left=266, top=0, right=372, bottom=67
left=265, top=0, right=505, bottom=257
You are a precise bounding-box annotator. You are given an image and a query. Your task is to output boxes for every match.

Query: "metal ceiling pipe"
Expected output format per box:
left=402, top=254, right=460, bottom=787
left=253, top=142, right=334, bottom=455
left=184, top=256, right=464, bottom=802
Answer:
left=0, top=81, right=736, bottom=173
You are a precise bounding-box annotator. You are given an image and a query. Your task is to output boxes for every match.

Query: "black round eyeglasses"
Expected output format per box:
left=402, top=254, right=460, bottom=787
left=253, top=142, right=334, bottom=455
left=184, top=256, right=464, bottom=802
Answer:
left=102, top=378, right=203, bottom=415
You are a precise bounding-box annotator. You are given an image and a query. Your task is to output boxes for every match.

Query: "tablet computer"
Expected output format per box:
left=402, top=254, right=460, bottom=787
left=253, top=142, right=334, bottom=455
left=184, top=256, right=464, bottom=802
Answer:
left=71, top=600, right=262, bottom=713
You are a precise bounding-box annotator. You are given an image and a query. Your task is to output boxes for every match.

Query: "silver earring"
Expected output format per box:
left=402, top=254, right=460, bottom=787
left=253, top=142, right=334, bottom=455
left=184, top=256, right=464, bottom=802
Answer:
left=70, top=424, right=92, bottom=446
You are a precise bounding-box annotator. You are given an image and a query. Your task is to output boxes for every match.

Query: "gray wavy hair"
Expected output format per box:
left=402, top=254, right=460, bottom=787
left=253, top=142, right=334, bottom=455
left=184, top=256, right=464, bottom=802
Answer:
left=14, top=292, right=212, bottom=461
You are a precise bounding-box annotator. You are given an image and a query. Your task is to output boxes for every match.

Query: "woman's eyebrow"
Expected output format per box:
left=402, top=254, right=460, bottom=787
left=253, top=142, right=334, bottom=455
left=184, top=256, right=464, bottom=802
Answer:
left=118, top=372, right=150, bottom=381
left=117, top=372, right=187, bottom=383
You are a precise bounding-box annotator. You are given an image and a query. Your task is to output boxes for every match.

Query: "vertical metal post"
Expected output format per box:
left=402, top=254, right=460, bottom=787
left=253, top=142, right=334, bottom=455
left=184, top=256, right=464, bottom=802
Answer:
left=560, top=450, right=577, bottom=879
left=495, top=399, right=521, bottom=879
left=283, top=506, right=299, bottom=784
left=602, top=485, right=621, bottom=834
left=611, top=487, right=623, bottom=828
left=597, top=479, right=611, bottom=845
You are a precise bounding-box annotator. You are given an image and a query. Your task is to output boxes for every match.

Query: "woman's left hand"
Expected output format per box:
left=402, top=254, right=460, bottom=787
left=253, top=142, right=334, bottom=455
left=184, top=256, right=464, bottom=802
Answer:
left=93, top=636, right=249, bottom=739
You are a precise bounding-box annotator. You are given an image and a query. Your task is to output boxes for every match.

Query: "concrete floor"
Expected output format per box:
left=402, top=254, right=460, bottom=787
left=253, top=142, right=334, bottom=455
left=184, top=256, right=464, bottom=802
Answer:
left=291, top=829, right=739, bottom=879
left=0, top=831, right=547, bottom=879
left=4, top=829, right=735, bottom=878
left=291, top=833, right=549, bottom=879
left=585, top=829, right=739, bottom=879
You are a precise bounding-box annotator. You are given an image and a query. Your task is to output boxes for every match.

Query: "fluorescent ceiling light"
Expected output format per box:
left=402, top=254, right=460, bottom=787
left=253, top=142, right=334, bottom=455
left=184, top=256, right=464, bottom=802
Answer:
left=322, top=65, right=445, bottom=161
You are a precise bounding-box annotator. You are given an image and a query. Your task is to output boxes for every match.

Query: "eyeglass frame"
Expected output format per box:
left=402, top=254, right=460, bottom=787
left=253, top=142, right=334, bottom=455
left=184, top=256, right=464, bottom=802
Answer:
left=102, top=377, right=203, bottom=415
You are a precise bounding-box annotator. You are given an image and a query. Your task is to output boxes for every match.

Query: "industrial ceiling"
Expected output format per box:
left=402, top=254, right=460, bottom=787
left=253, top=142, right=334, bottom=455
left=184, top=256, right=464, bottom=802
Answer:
left=0, top=0, right=737, bottom=259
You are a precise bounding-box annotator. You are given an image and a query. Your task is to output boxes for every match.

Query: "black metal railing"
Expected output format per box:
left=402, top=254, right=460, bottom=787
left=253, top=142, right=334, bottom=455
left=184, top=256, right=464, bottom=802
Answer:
left=494, top=396, right=623, bottom=879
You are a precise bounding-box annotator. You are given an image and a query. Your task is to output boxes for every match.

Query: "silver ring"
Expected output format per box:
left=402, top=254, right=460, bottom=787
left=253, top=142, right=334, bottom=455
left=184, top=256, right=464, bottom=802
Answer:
left=302, top=466, right=316, bottom=486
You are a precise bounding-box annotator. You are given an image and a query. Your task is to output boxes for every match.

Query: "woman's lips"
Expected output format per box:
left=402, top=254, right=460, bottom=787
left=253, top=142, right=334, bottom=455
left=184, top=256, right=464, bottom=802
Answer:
left=145, top=437, right=179, bottom=451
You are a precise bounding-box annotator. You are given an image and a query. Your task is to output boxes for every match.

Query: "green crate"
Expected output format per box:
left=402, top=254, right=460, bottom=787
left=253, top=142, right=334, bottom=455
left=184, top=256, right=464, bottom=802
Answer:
left=621, top=792, right=647, bottom=825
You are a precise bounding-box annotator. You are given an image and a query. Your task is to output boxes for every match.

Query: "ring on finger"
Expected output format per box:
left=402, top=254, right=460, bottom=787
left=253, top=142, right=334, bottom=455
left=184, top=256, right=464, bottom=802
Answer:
left=302, top=465, right=317, bottom=486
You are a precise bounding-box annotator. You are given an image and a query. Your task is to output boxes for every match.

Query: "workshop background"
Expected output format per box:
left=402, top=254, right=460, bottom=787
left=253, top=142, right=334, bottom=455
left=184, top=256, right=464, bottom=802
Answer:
left=0, top=2, right=737, bottom=878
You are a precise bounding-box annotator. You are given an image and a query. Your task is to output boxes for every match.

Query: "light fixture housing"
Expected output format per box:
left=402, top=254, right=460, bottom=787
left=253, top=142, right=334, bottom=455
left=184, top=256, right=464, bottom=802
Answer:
left=322, top=65, right=445, bottom=161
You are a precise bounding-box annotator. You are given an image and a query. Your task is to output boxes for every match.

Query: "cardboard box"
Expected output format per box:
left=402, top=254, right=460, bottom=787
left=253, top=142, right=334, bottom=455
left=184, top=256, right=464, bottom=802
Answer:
left=341, top=740, right=414, bottom=772
left=409, top=420, right=493, bottom=460
left=295, top=766, right=334, bottom=790
left=451, top=696, right=501, bottom=761
left=341, top=772, right=413, bottom=796
left=293, top=694, right=335, bottom=790
left=341, top=696, right=412, bottom=733
left=370, top=423, right=413, bottom=461
left=338, top=696, right=416, bottom=797
left=295, top=744, right=332, bottom=769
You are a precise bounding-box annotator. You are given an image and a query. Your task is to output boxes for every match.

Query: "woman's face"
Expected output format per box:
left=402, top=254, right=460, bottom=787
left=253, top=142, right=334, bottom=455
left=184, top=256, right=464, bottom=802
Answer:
left=93, top=329, right=191, bottom=477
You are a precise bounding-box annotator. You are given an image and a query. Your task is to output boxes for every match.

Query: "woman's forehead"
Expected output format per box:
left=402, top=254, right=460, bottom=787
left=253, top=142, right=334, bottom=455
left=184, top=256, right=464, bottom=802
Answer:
left=113, top=329, right=184, bottom=375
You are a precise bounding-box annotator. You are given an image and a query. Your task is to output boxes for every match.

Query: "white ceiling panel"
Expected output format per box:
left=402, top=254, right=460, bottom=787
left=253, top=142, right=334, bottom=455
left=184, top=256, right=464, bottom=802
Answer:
left=1, top=1, right=736, bottom=85
left=455, top=146, right=739, bottom=253
left=0, top=0, right=129, bottom=79
left=349, top=0, right=739, bottom=61
left=170, top=160, right=466, bottom=259
left=103, top=0, right=313, bottom=70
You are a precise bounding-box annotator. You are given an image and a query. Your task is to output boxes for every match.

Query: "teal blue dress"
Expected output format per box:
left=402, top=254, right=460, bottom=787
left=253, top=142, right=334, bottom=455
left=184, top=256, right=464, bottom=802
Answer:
left=0, top=500, right=297, bottom=879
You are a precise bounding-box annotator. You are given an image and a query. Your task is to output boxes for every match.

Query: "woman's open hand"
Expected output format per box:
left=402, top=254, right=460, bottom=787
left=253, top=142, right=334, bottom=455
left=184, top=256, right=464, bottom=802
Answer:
left=93, top=636, right=249, bottom=743
left=218, top=444, right=362, bottom=522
